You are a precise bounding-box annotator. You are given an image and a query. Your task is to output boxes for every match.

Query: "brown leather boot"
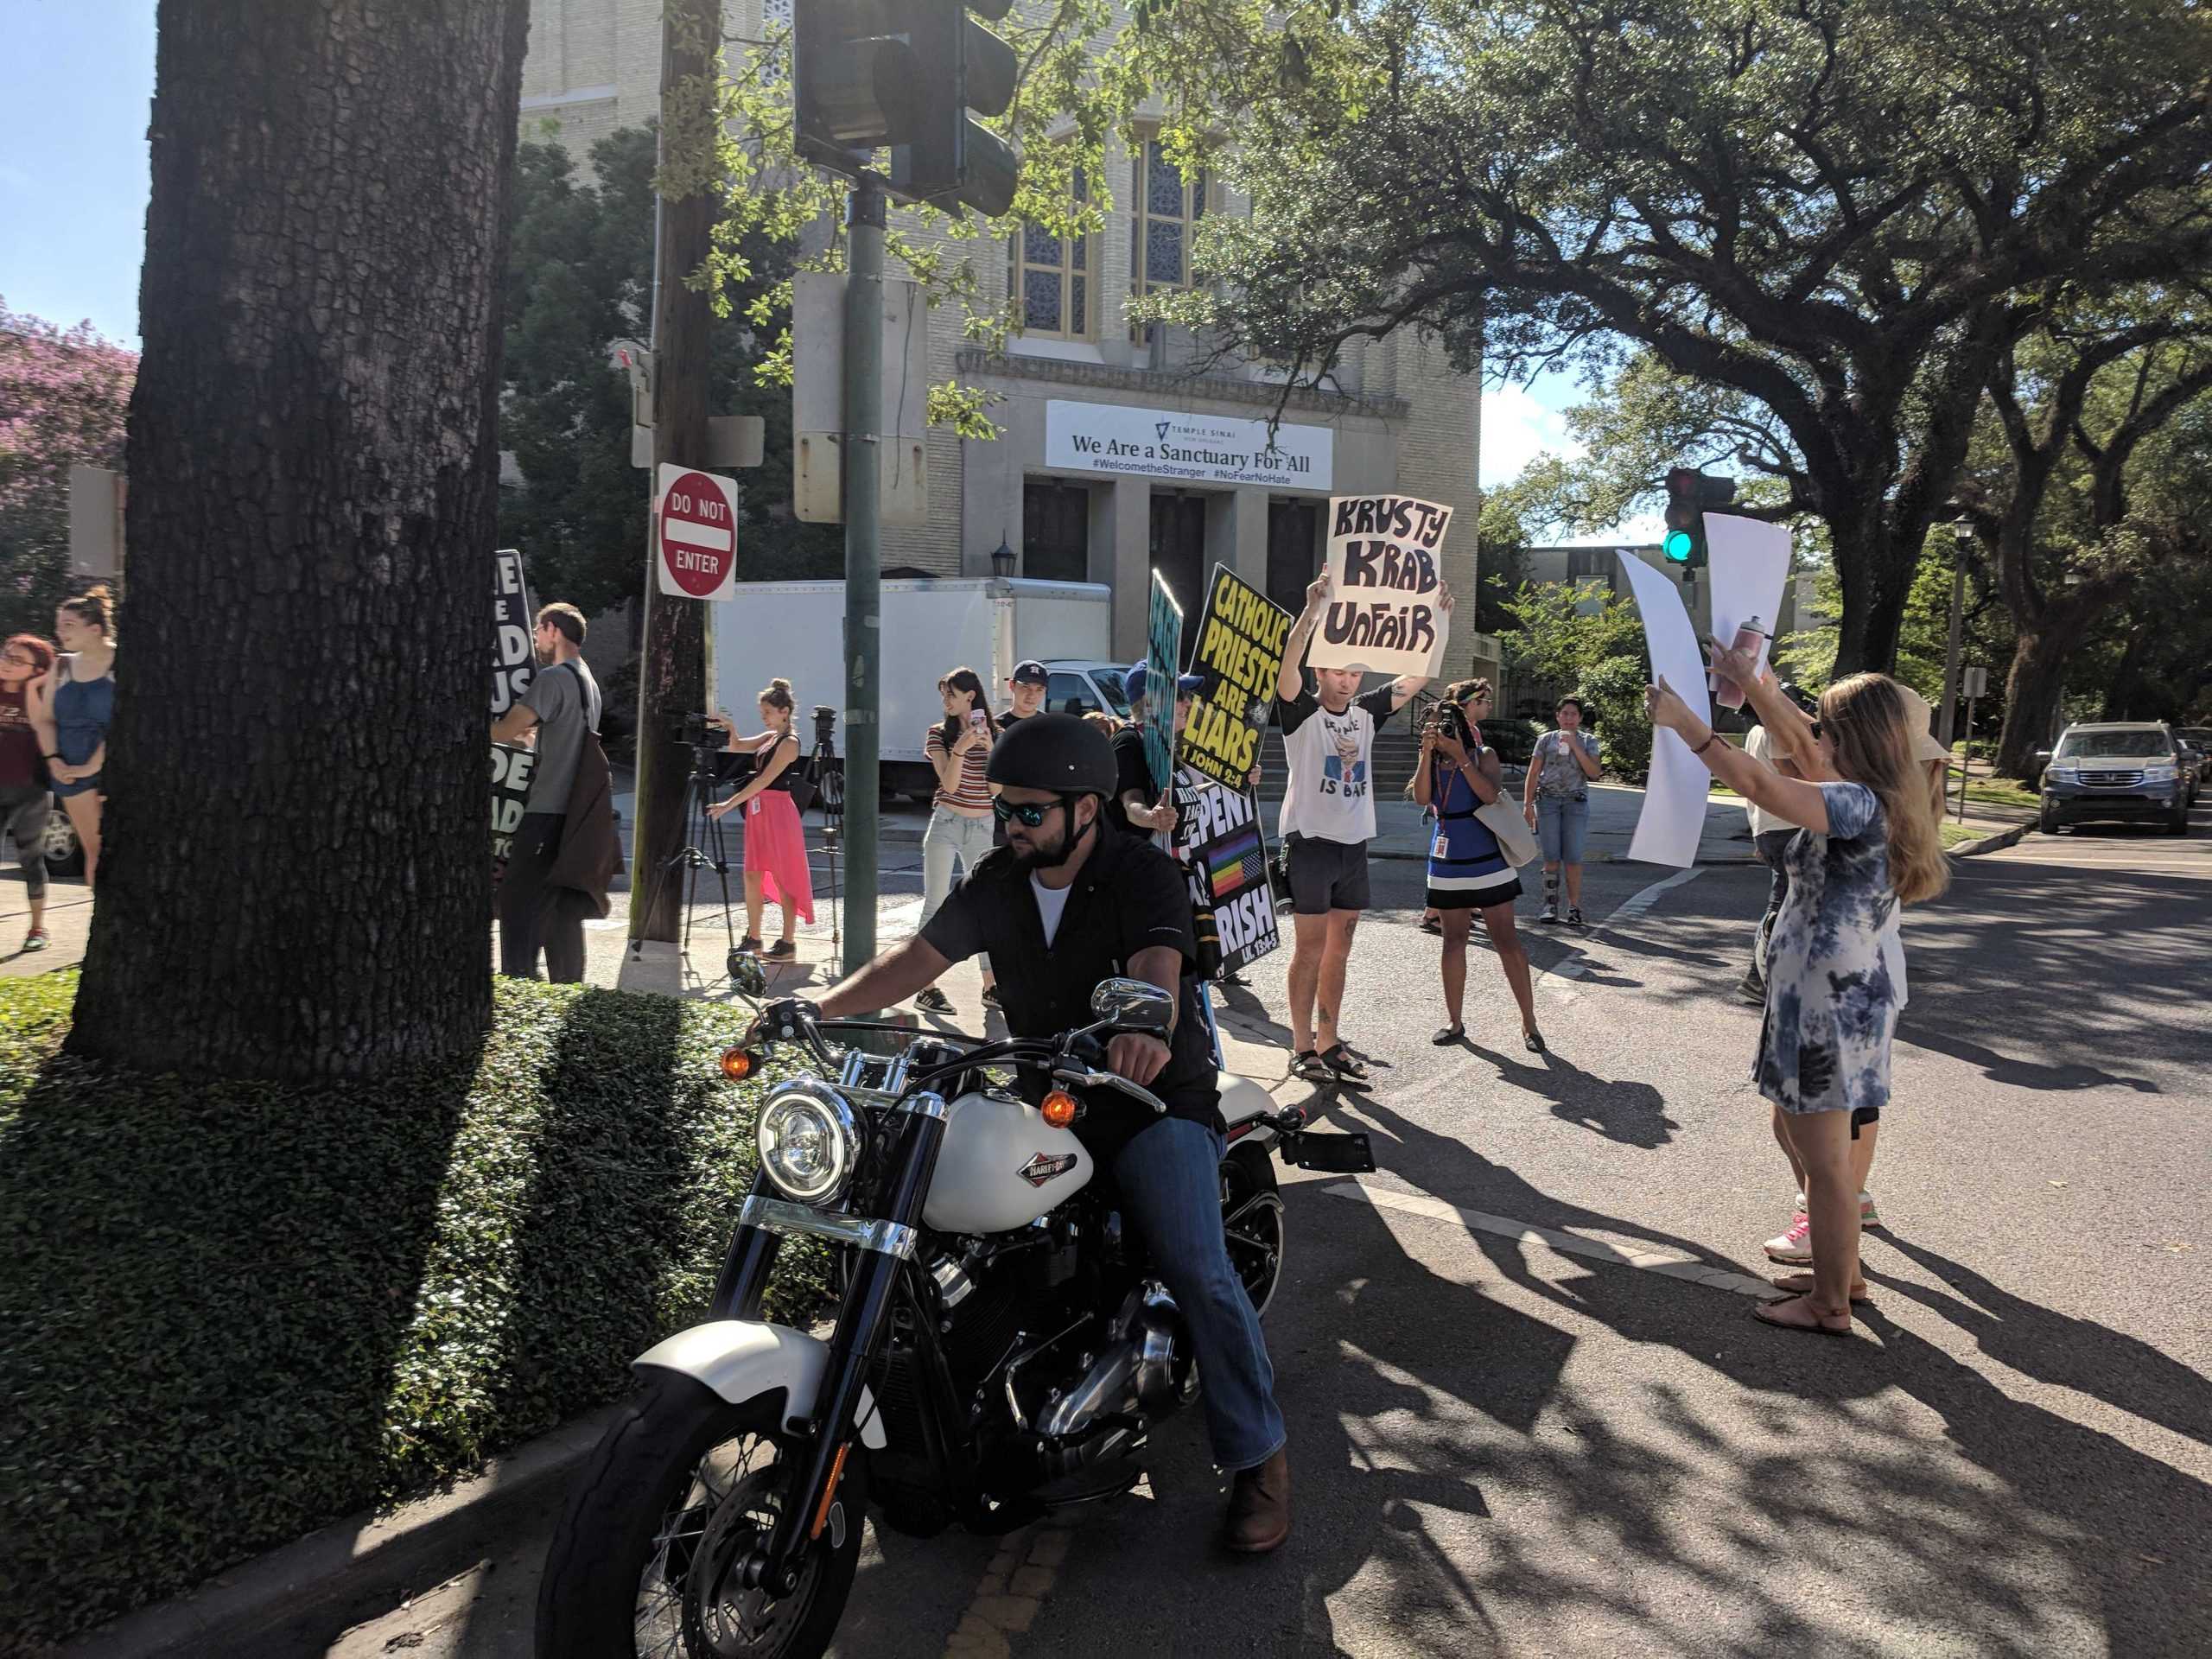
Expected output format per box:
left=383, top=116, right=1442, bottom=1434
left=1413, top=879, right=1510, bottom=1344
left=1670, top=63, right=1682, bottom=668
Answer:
left=1221, top=1446, right=1290, bottom=1553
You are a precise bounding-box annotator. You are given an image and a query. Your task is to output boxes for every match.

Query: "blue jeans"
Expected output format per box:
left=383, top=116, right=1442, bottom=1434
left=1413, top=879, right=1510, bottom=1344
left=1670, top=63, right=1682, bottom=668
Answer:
left=1111, top=1116, right=1286, bottom=1471
left=1537, top=796, right=1590, bottom=864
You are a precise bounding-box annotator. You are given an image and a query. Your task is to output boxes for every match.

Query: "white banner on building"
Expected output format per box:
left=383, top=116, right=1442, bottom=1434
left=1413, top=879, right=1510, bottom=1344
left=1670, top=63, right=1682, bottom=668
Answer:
left=1044, top=401, right=1332, bottom=491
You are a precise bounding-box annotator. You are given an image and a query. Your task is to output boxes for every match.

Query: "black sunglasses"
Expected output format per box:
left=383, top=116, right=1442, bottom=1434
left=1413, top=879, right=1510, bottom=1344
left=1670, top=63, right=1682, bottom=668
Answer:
left=992, top=797, right=1059, bottom=827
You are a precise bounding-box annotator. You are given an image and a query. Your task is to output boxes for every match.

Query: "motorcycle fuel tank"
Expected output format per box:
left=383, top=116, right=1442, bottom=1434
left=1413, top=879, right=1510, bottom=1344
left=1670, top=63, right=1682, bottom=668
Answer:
left=923, top=1090, right=1095, bottom=1235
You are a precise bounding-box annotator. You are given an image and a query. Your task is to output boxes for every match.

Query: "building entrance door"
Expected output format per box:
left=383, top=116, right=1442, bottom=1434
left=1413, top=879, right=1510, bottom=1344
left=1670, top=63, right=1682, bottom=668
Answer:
left=1267, top=499, right=1320, bottom=616
left=1148, top=492, right=1207, bottom=641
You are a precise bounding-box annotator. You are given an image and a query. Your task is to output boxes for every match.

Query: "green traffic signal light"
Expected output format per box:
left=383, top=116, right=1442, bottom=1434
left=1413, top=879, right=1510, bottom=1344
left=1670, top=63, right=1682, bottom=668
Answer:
left=1662, top=528, right=1694, bottom=563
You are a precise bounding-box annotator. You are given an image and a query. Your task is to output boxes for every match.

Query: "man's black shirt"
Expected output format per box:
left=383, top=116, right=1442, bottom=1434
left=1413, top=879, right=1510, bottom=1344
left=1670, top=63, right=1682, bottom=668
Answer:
left=1103, top=724, right=1154, bottom=836
left=918, top=825, right=1219, bottom=1132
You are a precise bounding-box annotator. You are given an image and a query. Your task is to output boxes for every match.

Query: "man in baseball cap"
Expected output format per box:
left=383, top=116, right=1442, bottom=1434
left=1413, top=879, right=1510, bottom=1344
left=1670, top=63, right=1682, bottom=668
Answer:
left=1001, top=659, right=1050, bottom=730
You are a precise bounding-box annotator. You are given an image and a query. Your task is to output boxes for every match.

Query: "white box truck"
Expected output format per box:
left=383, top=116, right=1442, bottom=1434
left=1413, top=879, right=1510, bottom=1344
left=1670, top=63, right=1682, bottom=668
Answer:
left=712, top=576, right=1123, bottom=802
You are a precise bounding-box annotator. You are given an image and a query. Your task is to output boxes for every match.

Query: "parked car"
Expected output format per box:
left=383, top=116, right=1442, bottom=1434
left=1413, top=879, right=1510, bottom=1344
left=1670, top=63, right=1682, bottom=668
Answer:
left=2037, top=722, right=2192, bottom=835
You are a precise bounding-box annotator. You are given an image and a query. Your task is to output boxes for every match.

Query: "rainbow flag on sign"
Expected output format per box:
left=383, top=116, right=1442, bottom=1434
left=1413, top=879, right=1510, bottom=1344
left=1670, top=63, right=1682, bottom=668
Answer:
left=1207, top=826, right=1265, bottom=898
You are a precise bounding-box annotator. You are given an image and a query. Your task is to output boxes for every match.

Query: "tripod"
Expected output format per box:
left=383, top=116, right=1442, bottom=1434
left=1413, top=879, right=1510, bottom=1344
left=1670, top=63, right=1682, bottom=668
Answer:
left=809, top=707, right=845, bottom=952
left=630, top=741, right=743, bottom=986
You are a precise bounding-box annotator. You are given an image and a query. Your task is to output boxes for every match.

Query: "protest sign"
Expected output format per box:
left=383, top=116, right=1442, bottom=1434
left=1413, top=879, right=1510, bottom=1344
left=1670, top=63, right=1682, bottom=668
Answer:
left=1616, top=550, right=1712, bottom=868
left=1179, top=563, right=1294, bottom=790
left=1707, top=514, right=1790, bottom=690
left=1179, top=782, right=1281, bottom=973
left=491, top=741, right=538, bottom=872
left=492, top=547, right=536, bottom=715
left=1143, top=570, right=1183, bottom=793
left=1308, top=494, right=1453, bottom=679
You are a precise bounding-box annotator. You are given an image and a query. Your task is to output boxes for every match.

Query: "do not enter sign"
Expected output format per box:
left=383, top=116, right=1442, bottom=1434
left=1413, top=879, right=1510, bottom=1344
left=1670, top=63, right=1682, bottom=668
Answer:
left=655, top=464, right=739, bottom=601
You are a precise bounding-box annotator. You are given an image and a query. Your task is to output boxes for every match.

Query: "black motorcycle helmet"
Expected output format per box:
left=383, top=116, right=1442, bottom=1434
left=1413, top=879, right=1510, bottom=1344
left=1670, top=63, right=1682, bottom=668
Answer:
left=985, top=711, right=1119, bottom=798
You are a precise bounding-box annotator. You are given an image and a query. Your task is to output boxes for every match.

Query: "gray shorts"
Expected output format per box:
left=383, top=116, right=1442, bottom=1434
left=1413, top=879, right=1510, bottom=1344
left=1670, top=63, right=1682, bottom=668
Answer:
left=1287, top=835, right=1370, bottom=915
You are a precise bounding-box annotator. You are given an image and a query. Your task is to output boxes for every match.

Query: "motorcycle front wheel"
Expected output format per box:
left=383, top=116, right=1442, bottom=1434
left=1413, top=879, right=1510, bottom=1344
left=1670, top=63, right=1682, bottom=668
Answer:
left=536, top=1373, right=868, bottom=1659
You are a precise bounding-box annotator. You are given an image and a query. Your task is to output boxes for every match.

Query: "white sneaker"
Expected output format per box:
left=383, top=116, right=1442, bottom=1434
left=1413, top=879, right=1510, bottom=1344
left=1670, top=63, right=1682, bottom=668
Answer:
left=1792, top=1191, right=1881, bottom=1227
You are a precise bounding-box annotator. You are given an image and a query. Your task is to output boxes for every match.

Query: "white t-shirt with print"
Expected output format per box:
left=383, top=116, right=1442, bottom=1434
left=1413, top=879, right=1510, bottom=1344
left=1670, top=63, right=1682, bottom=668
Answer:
left=1274, top=686, right=1399, bottom=846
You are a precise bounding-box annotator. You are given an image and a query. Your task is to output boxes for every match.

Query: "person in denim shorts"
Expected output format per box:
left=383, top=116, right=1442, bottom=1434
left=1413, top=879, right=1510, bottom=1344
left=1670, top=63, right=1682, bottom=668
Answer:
left=1522, top=696, right=1602, bottom=925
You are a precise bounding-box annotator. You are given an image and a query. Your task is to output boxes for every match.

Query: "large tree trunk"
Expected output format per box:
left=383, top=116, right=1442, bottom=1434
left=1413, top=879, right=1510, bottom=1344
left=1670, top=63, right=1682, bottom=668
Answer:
left=628, top=0, right=716, bottom=945
left=71, top=0, right=531, bottom=1079
left=1825, top=511, right=1918, bottom=678
left=1995, top=626, right=2075, bottom=779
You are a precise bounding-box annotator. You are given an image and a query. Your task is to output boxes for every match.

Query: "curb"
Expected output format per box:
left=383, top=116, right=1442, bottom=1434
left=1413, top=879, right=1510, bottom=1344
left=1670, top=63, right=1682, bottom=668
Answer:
left=1948, top=823, right=2031, bottom=858
left=60, top=1407, right=621, bottom=1658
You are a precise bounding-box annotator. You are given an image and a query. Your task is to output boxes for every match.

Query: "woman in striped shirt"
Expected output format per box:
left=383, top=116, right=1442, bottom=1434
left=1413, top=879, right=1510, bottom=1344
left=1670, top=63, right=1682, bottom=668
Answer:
left=1412, top=684, right=1542, bottom=1052
left=913, top=666, right=1001, bottom=1014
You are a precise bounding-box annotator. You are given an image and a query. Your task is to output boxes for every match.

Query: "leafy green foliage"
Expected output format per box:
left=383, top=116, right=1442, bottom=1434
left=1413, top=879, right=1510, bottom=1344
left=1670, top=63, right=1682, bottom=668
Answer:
left=1498, top=578, right=1645, bottom=696
left=0, top=975, right=831, bottom=1647
left=1121, top=0, right=2212, bottom=673
left=1582, top=656, right=1656, bottom=783
left=497, top=124, right=842, bottom=617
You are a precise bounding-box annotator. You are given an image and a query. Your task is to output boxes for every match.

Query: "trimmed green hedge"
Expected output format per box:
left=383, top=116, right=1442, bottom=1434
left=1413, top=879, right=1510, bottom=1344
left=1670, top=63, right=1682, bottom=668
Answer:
left=0, top=973, right=830, bottom=1651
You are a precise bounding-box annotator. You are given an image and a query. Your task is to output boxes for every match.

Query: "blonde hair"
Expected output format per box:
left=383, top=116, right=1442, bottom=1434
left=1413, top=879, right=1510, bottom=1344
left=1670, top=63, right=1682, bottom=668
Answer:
left=1820, top=673, right=1949, bottom=906
left=758, top=677, right=795, bottom=715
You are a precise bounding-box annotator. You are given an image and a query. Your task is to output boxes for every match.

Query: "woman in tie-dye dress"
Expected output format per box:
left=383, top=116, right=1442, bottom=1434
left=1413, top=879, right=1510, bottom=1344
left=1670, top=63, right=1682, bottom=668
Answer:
left=1647, top=652, right=1948, bottom=1337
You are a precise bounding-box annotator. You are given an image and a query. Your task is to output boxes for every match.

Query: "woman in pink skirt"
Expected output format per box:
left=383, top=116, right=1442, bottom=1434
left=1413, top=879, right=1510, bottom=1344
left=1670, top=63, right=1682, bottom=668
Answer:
left=708, top=677, right=815, bottom=957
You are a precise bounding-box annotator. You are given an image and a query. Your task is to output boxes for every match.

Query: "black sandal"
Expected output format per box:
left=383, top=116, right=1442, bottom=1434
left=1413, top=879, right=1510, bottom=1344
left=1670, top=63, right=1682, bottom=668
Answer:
left=1432, top=1025, right=1465, bottom=1046
left=1522, top=1029, right=1547, bottom=1054
left=765, top=940, right=796, bottom=959
left=1319, top=1043, right=1371, bottom=1085
left=1291, top=1050, right=1333, bottom=1084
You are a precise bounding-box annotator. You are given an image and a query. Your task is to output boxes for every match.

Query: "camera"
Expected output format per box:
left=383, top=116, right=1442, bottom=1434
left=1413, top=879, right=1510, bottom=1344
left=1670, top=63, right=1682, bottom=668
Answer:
left=811, top=704, right=837, bottom=748
left=671, top=710, right=721, bottom=748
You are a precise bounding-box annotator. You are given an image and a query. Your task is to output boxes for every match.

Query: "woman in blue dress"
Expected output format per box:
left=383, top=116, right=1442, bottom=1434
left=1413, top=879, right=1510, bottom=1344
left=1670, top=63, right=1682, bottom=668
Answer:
left=26, top=583, right=116, bottom=887
left=1647, top=648, right=1948, bottom=1336
left=1412, top=681, right=1541, bottom=1053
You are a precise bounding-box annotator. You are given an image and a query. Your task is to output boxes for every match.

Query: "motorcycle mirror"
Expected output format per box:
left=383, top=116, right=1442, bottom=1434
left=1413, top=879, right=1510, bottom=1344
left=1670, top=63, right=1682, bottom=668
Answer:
left=728, top=950, right=768, bottom=998
left=1090, top=976, right=1173, bottom=1037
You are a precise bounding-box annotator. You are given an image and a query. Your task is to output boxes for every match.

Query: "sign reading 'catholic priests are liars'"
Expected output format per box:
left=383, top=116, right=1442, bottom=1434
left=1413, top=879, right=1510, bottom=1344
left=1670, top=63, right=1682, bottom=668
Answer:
left=1044, top=401, right=1334, bottom=491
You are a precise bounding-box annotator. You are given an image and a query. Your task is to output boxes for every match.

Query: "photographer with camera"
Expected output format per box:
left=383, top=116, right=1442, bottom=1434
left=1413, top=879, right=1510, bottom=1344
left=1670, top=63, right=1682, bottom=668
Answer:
left=707, top=677, right=814, bottom=958
left=1413, top=680, right=1542, bottom=1052
left=490, top=602, right=614, bottom=983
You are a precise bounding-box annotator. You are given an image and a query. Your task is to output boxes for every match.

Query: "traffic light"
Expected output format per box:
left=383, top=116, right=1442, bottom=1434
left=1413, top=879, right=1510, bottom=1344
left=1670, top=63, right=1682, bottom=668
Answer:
left=793, top=0, right=1021, bottom=218
left=1662, top=467, right=1736, bottom=568
left=893, top=0, right=1020, bottom=216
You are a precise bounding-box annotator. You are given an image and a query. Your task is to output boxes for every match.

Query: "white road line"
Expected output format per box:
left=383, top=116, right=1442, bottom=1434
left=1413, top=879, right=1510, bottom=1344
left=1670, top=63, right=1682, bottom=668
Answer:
left=1325, top=1180, right=1779, bottom=1300
left=1535, top=865, right=1708, bottom=1002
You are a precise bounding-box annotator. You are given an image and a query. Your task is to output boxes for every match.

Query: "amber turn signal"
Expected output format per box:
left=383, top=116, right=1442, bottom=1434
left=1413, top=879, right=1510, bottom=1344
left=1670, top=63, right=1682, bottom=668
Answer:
left=1039, top=1090, right=1081, bottom=1128
left=720, top=1047, right=756, bottom=1082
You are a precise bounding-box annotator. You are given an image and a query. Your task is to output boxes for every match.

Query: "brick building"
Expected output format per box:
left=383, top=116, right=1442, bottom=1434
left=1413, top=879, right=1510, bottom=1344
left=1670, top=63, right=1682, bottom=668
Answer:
left=519, top=0, right=1484, bottom=663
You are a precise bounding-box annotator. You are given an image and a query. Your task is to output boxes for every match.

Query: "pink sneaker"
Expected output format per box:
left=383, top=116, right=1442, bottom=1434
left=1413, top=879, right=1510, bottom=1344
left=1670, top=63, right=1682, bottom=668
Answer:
left=1763, top=1215, right=1813, bottom=1264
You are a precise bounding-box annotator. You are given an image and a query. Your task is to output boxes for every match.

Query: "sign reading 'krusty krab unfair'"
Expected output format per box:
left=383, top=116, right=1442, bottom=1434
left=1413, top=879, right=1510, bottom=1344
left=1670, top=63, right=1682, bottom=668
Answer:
left=1308, top=493, right=1453, bottom=679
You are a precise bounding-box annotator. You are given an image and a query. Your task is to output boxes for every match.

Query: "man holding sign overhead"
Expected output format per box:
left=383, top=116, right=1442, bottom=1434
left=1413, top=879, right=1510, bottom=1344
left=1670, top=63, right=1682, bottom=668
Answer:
left=1275, top=557, right=1452, bottom=1086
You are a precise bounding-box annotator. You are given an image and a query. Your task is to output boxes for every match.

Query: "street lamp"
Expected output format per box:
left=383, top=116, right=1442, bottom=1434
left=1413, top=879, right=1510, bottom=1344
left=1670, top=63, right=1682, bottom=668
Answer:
left=990, top=536, right=1016, bottom=581
left=1937, top=515, right=1973, bottom=751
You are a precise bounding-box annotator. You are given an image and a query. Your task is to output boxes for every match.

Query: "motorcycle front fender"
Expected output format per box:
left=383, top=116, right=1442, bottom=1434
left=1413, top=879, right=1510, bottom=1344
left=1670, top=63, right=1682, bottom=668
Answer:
left=635, top=1319, right=888, bottom=1450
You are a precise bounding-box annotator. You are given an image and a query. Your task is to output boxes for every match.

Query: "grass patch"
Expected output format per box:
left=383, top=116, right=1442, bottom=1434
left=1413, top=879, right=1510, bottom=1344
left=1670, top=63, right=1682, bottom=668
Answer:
left=1961, top=779, right=2039, bottom=810
left=0, top=973, right=830, bottom=1650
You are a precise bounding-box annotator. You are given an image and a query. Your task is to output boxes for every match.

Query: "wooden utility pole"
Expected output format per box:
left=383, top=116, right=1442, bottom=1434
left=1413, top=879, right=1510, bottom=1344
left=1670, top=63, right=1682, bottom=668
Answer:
left=628, top=0, right=718, bottom=946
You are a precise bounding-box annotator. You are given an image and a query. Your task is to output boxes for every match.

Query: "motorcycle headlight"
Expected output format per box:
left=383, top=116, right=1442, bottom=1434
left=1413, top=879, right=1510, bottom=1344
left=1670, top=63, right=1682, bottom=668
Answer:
left=756, top=1081, right=860, bottom=1205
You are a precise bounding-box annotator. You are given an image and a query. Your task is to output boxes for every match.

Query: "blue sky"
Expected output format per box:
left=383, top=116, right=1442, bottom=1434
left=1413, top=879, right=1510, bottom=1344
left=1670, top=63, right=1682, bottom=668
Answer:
left=1, top=3, right=1630, bottom=522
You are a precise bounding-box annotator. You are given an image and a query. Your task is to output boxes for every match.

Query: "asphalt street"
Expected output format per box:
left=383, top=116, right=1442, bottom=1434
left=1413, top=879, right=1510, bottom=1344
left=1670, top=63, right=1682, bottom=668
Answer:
left=145, top=802, right=2212, bottom=1656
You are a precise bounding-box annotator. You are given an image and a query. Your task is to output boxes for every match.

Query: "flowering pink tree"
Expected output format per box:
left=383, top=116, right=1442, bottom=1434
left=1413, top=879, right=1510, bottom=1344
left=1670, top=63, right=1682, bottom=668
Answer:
left=0, top=300, right=137, bottom=638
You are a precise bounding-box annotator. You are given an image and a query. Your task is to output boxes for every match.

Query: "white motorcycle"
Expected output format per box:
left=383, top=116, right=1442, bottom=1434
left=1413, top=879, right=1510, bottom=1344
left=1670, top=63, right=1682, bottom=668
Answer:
left=535, top=980, right=1371, bottom=1657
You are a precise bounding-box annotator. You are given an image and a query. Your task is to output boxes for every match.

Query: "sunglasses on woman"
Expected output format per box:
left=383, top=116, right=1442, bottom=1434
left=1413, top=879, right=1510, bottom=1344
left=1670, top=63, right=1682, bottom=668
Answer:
left=992, top=797, right=1058, bottom=827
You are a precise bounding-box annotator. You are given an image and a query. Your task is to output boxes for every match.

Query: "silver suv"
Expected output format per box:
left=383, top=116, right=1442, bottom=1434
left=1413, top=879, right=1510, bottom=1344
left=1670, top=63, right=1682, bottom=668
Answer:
left=2038, top=722, right=2191, bottom=836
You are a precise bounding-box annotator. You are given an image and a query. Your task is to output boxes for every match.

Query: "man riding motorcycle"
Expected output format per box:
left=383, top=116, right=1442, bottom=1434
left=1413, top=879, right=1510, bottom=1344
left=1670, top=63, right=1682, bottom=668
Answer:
left=790, top=713, right=1292, bottom=1552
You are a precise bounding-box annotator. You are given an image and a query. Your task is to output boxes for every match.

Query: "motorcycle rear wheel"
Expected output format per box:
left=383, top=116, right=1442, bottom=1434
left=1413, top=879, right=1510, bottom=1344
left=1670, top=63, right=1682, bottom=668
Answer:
left=536, top=1373, right=867, bottom=1659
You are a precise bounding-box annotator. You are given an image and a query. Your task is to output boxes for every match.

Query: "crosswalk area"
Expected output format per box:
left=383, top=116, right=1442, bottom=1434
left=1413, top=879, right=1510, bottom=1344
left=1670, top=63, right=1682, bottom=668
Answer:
left=1973, top=798, right=2212, bottom=878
